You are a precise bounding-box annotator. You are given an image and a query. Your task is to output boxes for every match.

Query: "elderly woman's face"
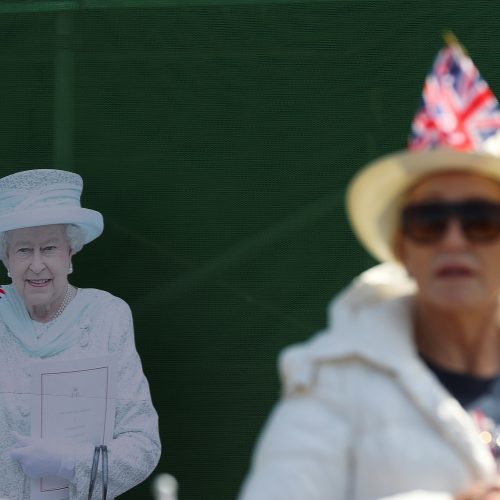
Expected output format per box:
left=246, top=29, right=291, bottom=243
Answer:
left=398, top=171, right=500, bottom=311
left=6, top=224, right=72, bottom=314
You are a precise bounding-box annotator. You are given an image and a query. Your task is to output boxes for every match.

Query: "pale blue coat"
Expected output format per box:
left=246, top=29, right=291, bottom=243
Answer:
left=0, top=288, right=161, bottom=500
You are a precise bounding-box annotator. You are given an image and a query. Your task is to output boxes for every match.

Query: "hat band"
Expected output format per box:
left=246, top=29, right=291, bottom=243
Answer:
left=0, top=183, right=82, bottom=213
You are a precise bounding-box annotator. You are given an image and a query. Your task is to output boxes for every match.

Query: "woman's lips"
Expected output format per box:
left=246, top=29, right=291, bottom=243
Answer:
left=26, top=279, right=52, bottom=287
left=435, top=265, right=475, bottom=278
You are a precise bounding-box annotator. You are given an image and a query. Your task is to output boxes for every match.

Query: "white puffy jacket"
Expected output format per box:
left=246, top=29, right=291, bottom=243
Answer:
left=239, top=263, right=497, bottom=500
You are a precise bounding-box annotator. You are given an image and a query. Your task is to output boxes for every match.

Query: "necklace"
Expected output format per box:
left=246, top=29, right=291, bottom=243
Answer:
left=51, top=284, right=75, bottom=321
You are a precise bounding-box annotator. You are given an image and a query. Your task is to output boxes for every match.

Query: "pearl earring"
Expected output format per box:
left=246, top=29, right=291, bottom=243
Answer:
left=6, top=270, right=10, bottom=278
left=68, top=264, right=73, bottom=274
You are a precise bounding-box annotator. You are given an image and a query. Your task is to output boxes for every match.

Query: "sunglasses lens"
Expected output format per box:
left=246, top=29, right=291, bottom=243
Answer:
left=462, top=202, right=500, bottom=242
left=402, top=204, right=448, bottom=243
left=401, top=201, right=500, bottom=244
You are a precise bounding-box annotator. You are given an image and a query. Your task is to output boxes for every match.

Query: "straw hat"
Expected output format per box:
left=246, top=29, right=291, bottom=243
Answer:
left=346, top=40, right=500, bottom=262
left=0, top=169, right=103, bottom=244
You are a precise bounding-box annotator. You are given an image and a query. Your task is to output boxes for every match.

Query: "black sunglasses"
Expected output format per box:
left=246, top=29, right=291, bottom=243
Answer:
left=401, top=200, right=500, bottom=244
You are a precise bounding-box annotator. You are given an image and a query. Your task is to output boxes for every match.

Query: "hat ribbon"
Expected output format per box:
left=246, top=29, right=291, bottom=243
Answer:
left=0, top=183, right=81, bottom=213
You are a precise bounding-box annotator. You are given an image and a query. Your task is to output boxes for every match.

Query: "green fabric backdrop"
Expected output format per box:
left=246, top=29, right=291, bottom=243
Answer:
left=0, top=1, right=499, bottom=498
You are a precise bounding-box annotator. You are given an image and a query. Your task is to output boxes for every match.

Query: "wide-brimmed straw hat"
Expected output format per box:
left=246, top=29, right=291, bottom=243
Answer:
left=347, top=38, right=500, bottom=262
left=0, top=169, right=103, bottom=244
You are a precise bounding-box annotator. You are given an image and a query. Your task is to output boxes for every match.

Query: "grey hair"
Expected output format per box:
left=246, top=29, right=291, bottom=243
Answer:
left=0, top=223, right=85, bottom=266
left=65, top=224, right=85, bottom=254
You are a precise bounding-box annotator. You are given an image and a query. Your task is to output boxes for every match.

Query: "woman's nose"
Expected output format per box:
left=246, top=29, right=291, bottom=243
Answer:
left=28, top=250, right=46, bottom=273
left=440, top=218, right=469, bottom=248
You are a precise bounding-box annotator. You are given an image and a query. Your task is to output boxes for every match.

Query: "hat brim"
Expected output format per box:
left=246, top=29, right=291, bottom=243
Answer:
left=0, top=206, right=103, bottom=244
left=346, top=148, right=500, bottom=262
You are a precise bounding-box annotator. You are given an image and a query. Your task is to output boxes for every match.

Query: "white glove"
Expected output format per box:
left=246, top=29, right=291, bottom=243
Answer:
left=10, top=431, right=76, bottom=484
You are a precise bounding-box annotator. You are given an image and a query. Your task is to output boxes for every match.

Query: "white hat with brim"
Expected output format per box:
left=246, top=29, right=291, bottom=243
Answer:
left=346, top=147, right=500, bottom=263
left=0, top=206, right=103, bottom=244
left=0, top=169, right=103, bottom=244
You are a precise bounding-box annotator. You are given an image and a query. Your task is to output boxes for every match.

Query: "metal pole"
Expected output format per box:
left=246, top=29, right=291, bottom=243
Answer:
left=53, top=11, right=74, bottom=170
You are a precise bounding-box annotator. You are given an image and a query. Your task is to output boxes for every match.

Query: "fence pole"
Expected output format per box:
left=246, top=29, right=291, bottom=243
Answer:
left=54, top=11, right=74, bottom=169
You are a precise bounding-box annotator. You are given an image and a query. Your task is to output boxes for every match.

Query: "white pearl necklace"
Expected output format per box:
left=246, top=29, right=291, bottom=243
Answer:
left=51, top=284, right=75, bottom=321
left=33, top=285, right=76, bottom=338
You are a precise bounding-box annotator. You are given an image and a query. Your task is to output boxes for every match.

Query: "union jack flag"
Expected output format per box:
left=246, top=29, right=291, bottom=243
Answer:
left=409, top=41, right=500, bottom=152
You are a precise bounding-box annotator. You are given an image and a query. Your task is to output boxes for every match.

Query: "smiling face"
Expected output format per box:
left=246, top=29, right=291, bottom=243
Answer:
left=6, top=224, right=72, bottom=319
left=397, top=172, right=500, bottom=312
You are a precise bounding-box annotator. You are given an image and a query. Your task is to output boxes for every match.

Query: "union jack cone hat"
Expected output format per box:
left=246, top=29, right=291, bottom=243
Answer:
left=347, top=37, right=500, bottom=262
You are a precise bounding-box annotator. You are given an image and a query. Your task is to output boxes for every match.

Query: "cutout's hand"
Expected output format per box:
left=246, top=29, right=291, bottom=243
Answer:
left=10, top=431, right=76, bottom=483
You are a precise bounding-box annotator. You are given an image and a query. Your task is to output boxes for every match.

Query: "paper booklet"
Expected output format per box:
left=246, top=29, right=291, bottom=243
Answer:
left=29, top=355, right=117, bottom=500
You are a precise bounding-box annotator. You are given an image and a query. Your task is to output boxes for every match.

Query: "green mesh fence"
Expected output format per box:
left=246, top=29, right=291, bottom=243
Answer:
left=0, top=1, right=498, bottom=498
